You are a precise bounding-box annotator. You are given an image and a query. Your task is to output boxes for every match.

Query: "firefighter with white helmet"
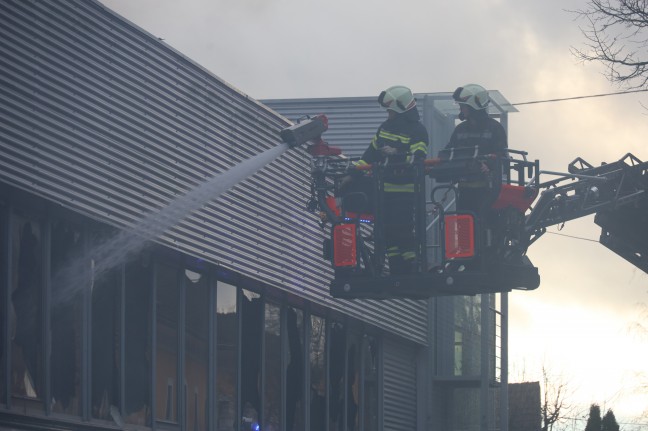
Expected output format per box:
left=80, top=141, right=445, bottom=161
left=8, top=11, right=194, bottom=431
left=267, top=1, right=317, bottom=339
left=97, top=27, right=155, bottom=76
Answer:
left=444, top=83, right=508, bottom=213
left=453, top=84, right=491, bottom=112
left=351, top=85, right=429, bottom=275
left=448, top=84, right=507, bottom=156
left=376, top=85, right=418, bottom=114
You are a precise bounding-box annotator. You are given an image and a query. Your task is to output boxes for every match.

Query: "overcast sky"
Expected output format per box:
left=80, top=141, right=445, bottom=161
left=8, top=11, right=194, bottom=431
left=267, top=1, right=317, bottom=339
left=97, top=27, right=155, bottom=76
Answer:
left=101, top=0, right=648, bottom=423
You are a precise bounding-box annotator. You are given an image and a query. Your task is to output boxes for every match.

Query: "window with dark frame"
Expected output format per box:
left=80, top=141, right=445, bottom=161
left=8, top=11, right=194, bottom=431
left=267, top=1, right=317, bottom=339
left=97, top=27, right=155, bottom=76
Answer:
left=309, top=314, right=327, bottom=431
left=216, top=281, right=238, bottom=431
left=0, top=202, right=7, bottom=405
left=346, top=333, right=361, bottom=431
left=0, top=200, right=389, bottom=431
left=286, top=306, right=305, bottom=431
left=183, top=267, right=210, bottom=431
left=454, top=296, right=482, bottom=377
left=154, top=263, right=180, bottom=425
left=90, top=253, right=122, bottom=422
left=10, top=214, right=44, bottom=409
left=263, top=301, right=282, bottom=431
left=329, top=321, right=346, bottom=431
left=0, top=204, right=6, bottom=407
left=50, top=219, right=84, bottom=416
left=124, top=258, right=152, bottom=426
left=241, top=289, right=262, bottom=431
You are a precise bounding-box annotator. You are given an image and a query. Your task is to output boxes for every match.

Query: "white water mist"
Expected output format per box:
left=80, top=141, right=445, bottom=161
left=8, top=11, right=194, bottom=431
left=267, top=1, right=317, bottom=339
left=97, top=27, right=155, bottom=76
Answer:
left=53, top=143, right=290, bottom=305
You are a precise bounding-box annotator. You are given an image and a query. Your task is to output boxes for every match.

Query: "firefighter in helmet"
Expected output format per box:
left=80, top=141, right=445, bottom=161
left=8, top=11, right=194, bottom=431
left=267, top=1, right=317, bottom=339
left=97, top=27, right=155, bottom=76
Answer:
left=444, top=84, right=508, bottom=213
left=353, top=85, right=429, bottom=275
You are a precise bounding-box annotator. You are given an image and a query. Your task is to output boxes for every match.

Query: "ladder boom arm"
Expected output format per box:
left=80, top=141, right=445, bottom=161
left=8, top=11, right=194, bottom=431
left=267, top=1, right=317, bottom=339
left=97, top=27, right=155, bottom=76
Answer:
left=523, top=154, right=648, bottom=273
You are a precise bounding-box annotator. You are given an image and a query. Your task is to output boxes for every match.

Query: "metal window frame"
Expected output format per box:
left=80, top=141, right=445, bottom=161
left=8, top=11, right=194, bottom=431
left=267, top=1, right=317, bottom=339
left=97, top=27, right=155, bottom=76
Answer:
left=0, top=193, right=396, bottom=431
left=1, top=204, right=11, bottom=408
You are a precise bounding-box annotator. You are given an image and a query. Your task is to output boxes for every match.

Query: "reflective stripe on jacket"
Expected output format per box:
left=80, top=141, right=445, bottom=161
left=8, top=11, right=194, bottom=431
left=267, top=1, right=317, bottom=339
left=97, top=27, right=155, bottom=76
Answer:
left=358, top=106, right=429, bottom=192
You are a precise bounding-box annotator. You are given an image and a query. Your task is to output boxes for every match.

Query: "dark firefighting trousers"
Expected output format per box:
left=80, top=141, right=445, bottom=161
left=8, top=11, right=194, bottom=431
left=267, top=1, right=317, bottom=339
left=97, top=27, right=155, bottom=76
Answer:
left=384, top=192, right=416, bottom=275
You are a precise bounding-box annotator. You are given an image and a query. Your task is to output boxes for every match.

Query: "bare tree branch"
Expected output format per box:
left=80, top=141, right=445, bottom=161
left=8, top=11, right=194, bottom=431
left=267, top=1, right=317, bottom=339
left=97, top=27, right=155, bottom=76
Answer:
left=572, top=0, right=648, bottom=89
left=540, top=365, right=575, bottom=431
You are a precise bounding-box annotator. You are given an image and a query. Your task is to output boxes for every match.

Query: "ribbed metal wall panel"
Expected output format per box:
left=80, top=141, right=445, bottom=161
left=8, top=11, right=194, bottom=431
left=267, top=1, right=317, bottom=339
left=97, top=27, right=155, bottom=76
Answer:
left=383, top=338, right=418, bottom=431
left=263, top=97, right=386, bottom=158
left=0, top=0, right=427, bottom=344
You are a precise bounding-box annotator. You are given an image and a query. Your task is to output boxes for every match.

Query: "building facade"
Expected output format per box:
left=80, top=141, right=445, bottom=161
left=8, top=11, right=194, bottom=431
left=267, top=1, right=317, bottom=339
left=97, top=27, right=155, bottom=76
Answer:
left=0, top=1, right=516, bottom=430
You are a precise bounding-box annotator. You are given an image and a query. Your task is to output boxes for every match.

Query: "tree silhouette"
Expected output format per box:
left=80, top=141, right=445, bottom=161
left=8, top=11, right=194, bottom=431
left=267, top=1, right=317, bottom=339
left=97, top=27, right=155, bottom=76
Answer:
left=584, top=404, right=602, bottom=431
left=540, top=365, right=573, bottom=431
left=601, top=409, right=620, bottom=431
left=583, top=404, right=620, bottom=431
left=573, top=0, right=648, bottom=89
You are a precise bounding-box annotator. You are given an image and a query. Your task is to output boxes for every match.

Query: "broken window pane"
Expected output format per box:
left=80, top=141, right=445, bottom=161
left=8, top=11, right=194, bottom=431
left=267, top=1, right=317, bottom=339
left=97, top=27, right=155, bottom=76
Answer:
left=91, top=254, right=121, bottom=421
left=309, top=315, right=326, bottom=431
left=329, top=321, right=346, bottom=431
left=263, top=302, right=281, bottom=431
left=50, top=219, right=84, bottom=415
left=346, top=333, right=361, bottom=431
left=124, top=258, right=152, bottom=426
left=216, top=282, right=237, bottom=431
left=286, top=307, right=304, bottom=431
left=155, top=263, right=179, bottom=424
left=184, top=267, right=209, bottom=431
left=0, top=205, right=7, bottom=406
left=240, top=289, right=262, bottom=431
left=11, top=215, right=43, bottom=405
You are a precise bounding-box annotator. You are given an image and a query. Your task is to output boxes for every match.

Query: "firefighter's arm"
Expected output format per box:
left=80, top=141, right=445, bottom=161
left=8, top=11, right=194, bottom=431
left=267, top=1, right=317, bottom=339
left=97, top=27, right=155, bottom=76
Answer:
left=359, top=133, right=382, bottom=163
left=340, top=137, right=379, bottom=187
left=410, top=126, right=429, bottom=162
left=480, top=122, right=507, bottom=173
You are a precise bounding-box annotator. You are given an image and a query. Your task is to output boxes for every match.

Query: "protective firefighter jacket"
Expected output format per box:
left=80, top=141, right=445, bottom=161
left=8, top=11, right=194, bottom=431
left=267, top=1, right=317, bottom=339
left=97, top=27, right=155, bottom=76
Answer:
left=446, top=111, right=507, bottom=157
left=440, top=110, right=508, bottom=198
left=357, top=106, right=429, bottom=193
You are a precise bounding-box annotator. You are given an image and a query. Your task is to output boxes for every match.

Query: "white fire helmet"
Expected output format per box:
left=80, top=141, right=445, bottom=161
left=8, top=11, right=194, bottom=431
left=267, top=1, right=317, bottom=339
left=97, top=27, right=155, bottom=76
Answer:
left=452, top=84, right=490, bottom=110
left=377, top=85, right=416, bottom=114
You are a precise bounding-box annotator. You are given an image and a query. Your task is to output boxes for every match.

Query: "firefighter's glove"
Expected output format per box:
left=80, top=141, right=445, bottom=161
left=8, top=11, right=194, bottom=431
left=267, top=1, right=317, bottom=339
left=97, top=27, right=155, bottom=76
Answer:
left=411, top=153, right=425, bottom=165
left=480, top=162, right=490, bottom=173
left=381, top=145, right=397, bottom=156
left=346, top=164, right=364, bottom=177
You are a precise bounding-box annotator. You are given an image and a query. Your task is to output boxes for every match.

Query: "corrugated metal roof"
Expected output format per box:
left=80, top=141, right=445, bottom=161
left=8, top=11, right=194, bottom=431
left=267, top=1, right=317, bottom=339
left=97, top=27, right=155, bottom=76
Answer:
left=0, top=0, right=427, bottom=344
